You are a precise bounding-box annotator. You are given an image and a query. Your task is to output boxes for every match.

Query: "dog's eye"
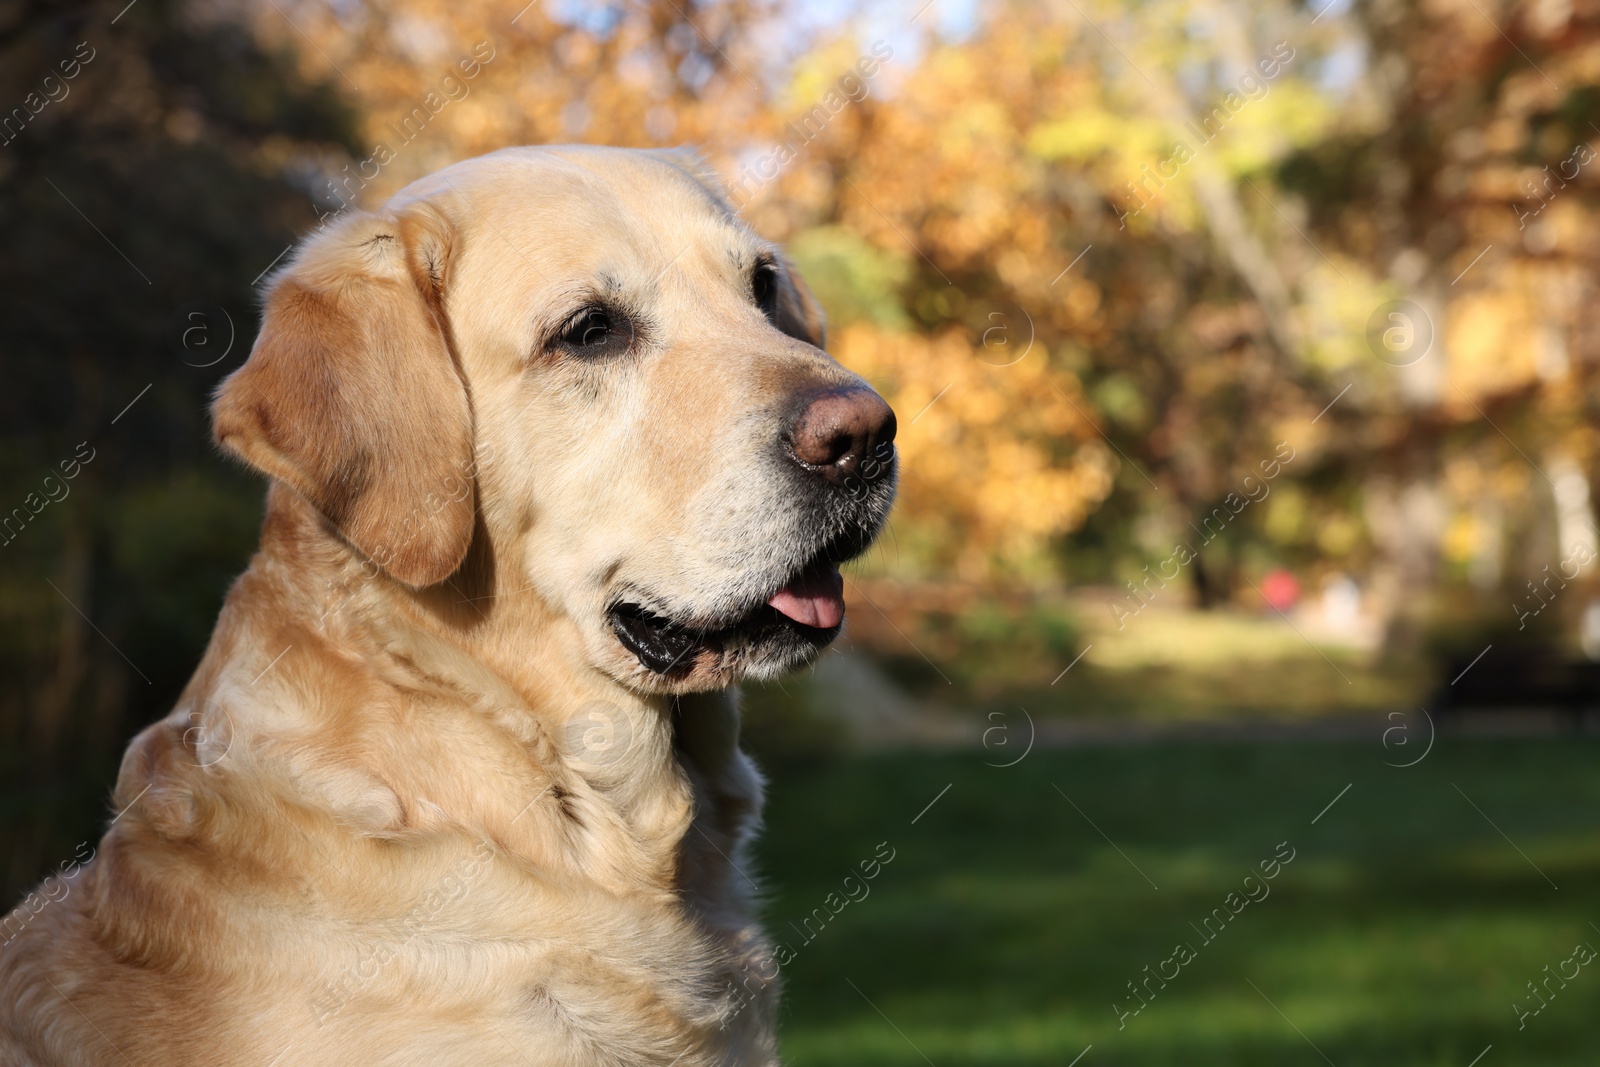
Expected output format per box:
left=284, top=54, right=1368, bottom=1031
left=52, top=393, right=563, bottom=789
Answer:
left=556, top=305, right=630, bottom=357
left=752, top=264, right=779, bottom=321
left=562, top=307, right=611, bottom=347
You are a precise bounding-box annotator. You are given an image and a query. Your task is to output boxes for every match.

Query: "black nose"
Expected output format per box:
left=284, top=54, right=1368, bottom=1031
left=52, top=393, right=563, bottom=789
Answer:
left=785, top=385, right=897, bottom=486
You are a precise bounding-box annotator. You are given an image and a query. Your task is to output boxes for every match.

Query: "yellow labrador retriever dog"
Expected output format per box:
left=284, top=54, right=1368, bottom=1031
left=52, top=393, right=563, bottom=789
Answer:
left=0, top=145, right=896, bottom=1066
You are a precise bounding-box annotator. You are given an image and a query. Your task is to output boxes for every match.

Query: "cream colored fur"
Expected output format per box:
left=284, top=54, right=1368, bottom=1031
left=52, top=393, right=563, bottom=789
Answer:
left=0, top=146, right=882, bottom=1066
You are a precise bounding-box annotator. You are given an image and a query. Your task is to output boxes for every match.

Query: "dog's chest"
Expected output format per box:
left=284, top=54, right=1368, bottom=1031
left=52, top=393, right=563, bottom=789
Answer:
left=296, top=854, right=771, bottom=1066
left=284, top=753, right=775, bottom=1067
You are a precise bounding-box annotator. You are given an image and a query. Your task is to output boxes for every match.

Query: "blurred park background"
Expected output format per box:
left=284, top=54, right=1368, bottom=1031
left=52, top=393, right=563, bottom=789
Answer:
left=4, top=0, right=1600, bottom=1061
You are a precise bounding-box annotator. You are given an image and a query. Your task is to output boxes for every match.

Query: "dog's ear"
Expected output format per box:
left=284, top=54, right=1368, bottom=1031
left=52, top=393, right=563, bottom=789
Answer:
left=773, top=256, right=827, bottom=350
left=212, top=202, right=475, bottom=588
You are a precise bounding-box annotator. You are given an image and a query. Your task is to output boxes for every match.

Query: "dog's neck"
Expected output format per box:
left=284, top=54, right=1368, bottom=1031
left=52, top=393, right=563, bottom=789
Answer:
left=164, top=485, right=757, bottom=900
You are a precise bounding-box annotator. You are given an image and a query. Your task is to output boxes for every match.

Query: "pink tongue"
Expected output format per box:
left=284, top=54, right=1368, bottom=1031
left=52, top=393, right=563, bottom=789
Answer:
left=767, top=565, right=845, bottom=629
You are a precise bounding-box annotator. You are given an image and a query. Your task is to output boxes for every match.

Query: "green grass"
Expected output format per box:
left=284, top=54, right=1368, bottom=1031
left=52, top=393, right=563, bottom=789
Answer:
left=755, top=739, right=1600, bottom=1065
left=844, top=593, right=1432, bottom=723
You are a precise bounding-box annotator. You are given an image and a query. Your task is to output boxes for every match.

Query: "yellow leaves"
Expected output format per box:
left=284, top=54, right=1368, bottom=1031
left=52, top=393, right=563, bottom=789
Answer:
left=1297, top=264, right=1393, bottom=373
left=1027, top=110, right=1166, bottom=164
left=1262, top=482, right=1308, bottom=544
left=1212, top=79, right=1333, bottom=177
left=1446, top=288, right=1540, bottom=401
left=1316, top=512, right=1362, bottom=558
left=786, top=226, right=912, bottom=330
left=1443, top=510, right=1485, bottom=566
left=939, top=98, right=1019, bottom=156
left=781, top=36, right=890, bottom=126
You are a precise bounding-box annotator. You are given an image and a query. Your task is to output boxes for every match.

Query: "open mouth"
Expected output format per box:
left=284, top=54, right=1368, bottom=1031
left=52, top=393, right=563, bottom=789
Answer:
left=608, top=556, right=846, bottom=677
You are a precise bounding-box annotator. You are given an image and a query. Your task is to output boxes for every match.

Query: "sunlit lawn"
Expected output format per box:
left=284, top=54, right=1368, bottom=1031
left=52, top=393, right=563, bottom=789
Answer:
left=757, top=739, right=1600, bottom=1065
left=850, top=593, right=1432, bottom=722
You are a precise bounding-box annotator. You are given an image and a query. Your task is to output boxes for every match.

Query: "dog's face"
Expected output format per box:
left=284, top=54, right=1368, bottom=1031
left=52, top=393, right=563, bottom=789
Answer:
left=213, top=146, right=896, bottom=693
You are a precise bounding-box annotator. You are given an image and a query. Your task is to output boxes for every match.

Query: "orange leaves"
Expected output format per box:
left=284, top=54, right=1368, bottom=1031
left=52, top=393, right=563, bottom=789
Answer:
left=835, top=324, right=1113, bottom=579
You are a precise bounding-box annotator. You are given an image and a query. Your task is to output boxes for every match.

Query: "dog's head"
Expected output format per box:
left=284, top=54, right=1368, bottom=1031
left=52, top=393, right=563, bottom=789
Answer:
left=212, top=146, right=896, bottom=693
